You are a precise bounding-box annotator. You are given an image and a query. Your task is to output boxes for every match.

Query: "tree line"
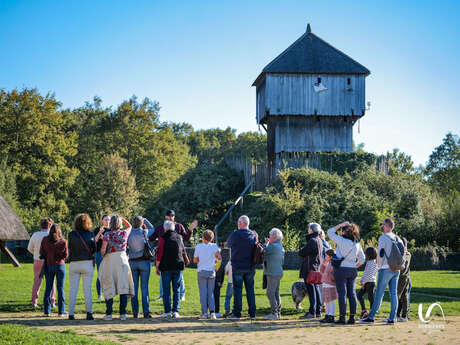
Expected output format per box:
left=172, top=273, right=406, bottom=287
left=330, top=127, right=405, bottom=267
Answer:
left=0, top=88, right=458, bottom=251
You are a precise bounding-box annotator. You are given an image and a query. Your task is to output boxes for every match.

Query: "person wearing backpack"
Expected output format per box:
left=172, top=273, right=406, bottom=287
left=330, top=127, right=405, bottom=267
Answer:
left=361, top=218, right=405, bottom=325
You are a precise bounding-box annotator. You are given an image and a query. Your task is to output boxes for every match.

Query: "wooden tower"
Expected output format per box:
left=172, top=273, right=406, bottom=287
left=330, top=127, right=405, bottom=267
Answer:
left=252, top=24, right=370, bottom=168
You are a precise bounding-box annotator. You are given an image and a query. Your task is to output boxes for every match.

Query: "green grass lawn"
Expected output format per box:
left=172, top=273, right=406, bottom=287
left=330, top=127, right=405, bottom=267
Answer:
left=0, top=264, right=459, bottom=319
left=0, top=324, right=117, bottom=345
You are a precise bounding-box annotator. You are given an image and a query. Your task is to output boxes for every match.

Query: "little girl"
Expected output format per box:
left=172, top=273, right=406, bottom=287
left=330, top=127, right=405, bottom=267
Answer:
left=319, top=249, right=338, bottom=323
left=224, top=260, right=233, bottom=317
left=193, top=230, right=221, bottom=319
left=357, top=247, right=377, bottom=319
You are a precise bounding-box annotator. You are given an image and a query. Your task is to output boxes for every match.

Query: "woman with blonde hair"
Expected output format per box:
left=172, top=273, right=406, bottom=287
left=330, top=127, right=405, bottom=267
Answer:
left=68, top=213, right=96, bottom=320
left=98, top=214, right=134, bottom=321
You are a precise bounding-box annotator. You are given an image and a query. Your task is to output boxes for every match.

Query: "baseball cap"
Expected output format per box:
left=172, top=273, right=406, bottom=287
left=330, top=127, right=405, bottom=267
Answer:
left=166, top=210, right=175, bottom=216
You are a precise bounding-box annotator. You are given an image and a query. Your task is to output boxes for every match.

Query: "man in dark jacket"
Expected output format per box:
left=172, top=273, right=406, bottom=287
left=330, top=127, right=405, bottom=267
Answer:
left=225, top=215, right=257, bottom=320
left=150, top=210, right=197, bottom=302
left=298, top=222, right=323, bottom=319
left=155, top=220, right=185, bottom=319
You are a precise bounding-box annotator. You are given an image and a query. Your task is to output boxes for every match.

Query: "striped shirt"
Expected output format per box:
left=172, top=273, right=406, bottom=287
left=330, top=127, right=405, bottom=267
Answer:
left=360, top=260, right=378, bottom=284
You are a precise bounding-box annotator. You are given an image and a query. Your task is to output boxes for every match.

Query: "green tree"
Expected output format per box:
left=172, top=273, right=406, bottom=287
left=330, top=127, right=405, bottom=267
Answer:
left=388, top=148, right=415, bottom=175
left=425, top=132, right=460, bottom=192
left=88, top=152, right=140, bottom=219
left=0, top=88, right=78, bottom=232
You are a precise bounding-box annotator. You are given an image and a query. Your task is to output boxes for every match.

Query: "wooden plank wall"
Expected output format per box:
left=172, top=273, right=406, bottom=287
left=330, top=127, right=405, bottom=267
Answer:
left=270, top=116, right=354, bottom=153
left=257, top=74, right=366, bottom=123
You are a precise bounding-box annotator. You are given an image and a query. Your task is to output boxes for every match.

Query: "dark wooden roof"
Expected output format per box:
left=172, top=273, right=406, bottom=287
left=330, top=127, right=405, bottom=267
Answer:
left=252, top=24, right=370, bottom=86
left=0, top=196, right=29, bottom=241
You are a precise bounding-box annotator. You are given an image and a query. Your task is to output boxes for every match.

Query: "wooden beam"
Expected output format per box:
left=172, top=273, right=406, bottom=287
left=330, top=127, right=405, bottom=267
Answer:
left=0, top=240, right=21, bottom=267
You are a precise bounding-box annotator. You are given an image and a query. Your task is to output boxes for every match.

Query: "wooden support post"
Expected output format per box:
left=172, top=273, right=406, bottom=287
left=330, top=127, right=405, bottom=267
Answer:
left=0, top=240, right=21, bottom=267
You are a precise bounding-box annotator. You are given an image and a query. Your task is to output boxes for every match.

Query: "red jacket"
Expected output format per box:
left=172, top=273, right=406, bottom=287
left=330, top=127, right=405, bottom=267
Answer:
left=40, top=237, right=68, bottom=265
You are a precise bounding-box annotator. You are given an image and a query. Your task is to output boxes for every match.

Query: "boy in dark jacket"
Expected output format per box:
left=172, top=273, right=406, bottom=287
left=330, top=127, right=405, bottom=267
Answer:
left=397, top=237, right=412, bottom=322
left=213, top=258, right=226, bottom=318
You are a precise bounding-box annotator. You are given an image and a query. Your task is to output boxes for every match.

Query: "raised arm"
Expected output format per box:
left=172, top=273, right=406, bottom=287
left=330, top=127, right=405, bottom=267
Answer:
left=327, top=221, right=350, bottom=245
left=143, top=218, right=155, bottom=238
left=122, top=218, right=132, bottom=235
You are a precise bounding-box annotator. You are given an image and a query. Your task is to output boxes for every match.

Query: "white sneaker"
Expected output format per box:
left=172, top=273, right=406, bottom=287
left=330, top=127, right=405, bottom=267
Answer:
left=397, top=316, right=408, bottom=322
left=154, top=297, right=163, bottom=302
left=32, top=303, right=38, bottom=308
left=210, top=313, right=217, bottom=320
left=172, top=312, right=180, bottom=318
left=215, top=312, right=222, bottom=318
left=264, top=313, right=279, bottom=320
left=98, top=295, right=104, bottom=301
left=58, top=312, right=68, bottom=317
left=103, top=314, right=112, bottom=321
left=160, top=312, right=171, bottom=318
left=120, top=314, right=127, bottom=321
left=199, top=313, right=209, bottom=319
left=180, top=296, right=186, bottom=301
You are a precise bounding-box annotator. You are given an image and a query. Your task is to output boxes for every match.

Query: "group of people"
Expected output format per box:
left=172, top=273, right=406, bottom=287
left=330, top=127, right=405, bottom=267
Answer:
left=27, top=211, right=411, bottom=325
left=27, top=210, right=198, bottom=320
left=297, top=218, right=412, bottom=325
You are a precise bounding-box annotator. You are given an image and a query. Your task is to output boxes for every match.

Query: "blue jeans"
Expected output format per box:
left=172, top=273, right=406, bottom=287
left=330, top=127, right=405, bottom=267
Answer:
left=333, top=266, right=358, bottom=316
left=161, top=271, right=181, bottom=313
left=368, top=268, right=400, bottom=321
left=159, top=271, right=185, bottom=300
left=106, top=295, right=128, bottom=315
left=305, top=282, right=322, bottom=315
left=224, top=282, right=233, bottom=312
left=44, top=264, right=66, bottom=315
left=129, top=260, right=151, bottom=315
left=232, top=269, right=256, bottom=318
left=95, top=252, right=103, bottom=296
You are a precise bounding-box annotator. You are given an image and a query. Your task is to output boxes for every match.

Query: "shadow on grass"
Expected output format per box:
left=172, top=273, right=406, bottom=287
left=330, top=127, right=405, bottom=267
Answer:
left=410, top=287, right=460, bottom=300
left=0, top=316, right=391, bottom=333
left=0, top=303, right=37, bottom=312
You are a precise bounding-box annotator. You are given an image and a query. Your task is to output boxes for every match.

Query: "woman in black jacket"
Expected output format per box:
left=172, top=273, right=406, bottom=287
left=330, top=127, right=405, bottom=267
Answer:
left=68, top=214, right=96, bottom=320
left=298, top=222, right=323, bottom=319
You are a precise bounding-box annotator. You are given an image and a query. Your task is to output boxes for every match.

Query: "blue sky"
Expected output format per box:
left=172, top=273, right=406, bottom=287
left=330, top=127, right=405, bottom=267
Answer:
left=1, top=0, right=459, bottom=166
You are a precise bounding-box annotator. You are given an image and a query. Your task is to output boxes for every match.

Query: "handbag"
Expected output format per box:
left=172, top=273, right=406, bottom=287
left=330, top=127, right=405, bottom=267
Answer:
left=76, top=230, right=95, bottom=267
left=306, top=239, right=323, bottom=285
left=180, top=237, right=190, bottom=266
left=253, top=241, right=265, bottom=265
left=331, top=243, right=355, bottom=269
left=142, top=233, right=155, bottom=261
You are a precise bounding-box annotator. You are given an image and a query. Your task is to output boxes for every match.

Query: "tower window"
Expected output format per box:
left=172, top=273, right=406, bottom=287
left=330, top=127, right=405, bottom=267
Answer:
left=317, top=77, right=321, bottom=84
left=347, top=78, right=351, bottom=85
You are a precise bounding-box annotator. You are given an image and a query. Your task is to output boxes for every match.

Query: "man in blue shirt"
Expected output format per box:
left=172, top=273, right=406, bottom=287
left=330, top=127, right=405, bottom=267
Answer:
left=225, top=215, right=257, bottom=320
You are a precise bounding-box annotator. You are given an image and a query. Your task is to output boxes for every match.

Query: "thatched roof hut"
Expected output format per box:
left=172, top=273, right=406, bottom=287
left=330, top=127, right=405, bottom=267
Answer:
left=0, top=196, right=29, bottom=241
left=0, top=196, right=29, bottom=266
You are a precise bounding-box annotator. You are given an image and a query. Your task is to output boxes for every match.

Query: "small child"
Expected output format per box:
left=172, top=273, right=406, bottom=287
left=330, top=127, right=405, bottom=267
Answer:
left=397, top=238, right=411, bottom=322
left=213, top=257, right=225, bottom=318
left=319, top=249, right=338, bottom=323
left=193, top=230, right=221, bottom=319
left=357, top=247, right=378, bottom=319
left=224, top=260, right=233, bottom=317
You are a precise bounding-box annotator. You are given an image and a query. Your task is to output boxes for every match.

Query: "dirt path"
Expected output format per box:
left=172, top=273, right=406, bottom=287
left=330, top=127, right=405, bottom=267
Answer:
left=0, top=312, right=458, bottom=345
